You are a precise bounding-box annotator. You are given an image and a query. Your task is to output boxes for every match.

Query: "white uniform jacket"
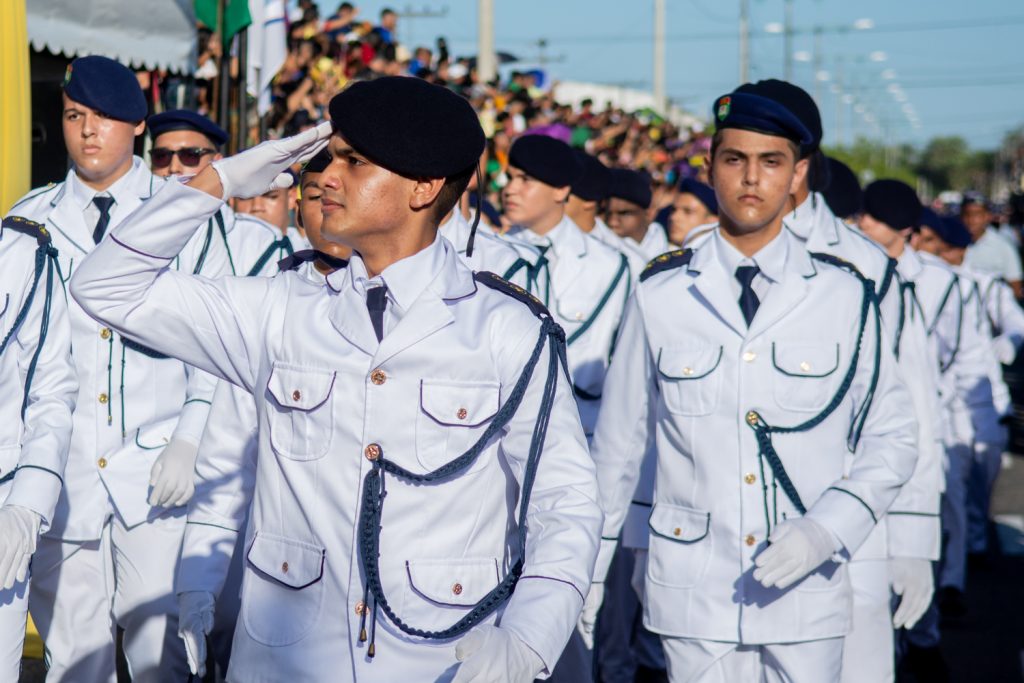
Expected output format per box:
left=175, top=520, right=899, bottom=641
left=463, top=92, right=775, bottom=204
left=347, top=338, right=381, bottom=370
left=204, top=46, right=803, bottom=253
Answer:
left=784, top=195, right=942, bottom=560
left=971, top=269, right=1024, bottom=366
left=0, top=219, right=77, bottom=529
left=439, top=211, right=534, bottom=292
left=70, top=179, right=602, bottom=682
left=215, top=203, right=291, bottom=277
left=496, top=230, right=552, bottom=304
left=9, top=159, right=229, bottom=539
left=617, top=223, right=671, bottom=280
left=591, top=228, right=918, bottom=644
left=509, top=217, right=632, bottom=437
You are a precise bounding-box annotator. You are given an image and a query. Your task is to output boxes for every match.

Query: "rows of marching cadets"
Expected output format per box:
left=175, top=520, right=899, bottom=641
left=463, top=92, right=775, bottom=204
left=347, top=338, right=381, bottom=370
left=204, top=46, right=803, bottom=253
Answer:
left=1, top=54, right=1020, bottom=683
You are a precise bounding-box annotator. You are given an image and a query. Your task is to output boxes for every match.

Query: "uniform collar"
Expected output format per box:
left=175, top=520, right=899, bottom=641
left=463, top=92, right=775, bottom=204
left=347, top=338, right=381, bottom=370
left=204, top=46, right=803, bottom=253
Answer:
left=438, top=210, right=471, bottom=252
left=784, top=192, right=840, bottom=245
left=65, top=156, right=152, bottom=211
left=896, top=246, right=925, bottom=282
left=513, top=213, right=588, bottom=259
left=622, top=223, right=670, bottom=260
left=712, top=226, right=790, bottom=284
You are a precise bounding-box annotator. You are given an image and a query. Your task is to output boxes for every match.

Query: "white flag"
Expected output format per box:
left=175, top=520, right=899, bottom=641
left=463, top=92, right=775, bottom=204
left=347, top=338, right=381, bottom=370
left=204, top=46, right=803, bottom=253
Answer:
left=247, top=0, right=287, bottom=115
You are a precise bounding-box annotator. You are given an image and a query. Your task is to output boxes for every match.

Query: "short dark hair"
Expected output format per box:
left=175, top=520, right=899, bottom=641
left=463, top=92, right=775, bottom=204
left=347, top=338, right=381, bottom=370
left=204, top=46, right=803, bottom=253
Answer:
left=381, top=7, right=396, bottom=17
left=710, top=129, right=799, bottom=161
left=432, top=165, right=475, bottom=223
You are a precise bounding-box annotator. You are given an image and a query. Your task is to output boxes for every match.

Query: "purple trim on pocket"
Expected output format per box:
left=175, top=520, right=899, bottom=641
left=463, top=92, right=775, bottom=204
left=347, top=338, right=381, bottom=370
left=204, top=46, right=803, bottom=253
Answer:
left=110, top=234, right=175, bottom=260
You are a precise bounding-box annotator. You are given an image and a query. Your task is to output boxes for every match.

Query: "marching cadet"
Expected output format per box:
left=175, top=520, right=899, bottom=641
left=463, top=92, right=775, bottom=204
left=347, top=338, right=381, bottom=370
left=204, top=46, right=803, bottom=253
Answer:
left=147, top=109, right=291, bottom=277
left=438, top=200, right=536, bottom=291
left=606, top=168, right=670, bottom=275
left=668, top=178, right=718, bottom=247
left=8, top=55, right=226, bottom=680
left=70, top=76, right=601, bottom=683
left=565, top=150, right=617, bottom=246
left=820, top=157, right=862, bottom=224
left=0, top=216, right=77, bottom=679
left=589, top=87, right=918, bottom=682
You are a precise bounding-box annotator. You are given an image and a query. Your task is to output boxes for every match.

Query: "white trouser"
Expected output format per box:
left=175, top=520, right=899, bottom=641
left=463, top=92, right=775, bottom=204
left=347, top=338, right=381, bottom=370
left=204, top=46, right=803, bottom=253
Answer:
left=967, top=441, right=1004, bottom=553
left=940, top=443, right=971, bottom=590
left=0, top=577, right=30, bottom=681
left=661, top=636, right=843, bottom=683
left=31, top=511, right=189, bottom=682
left=839, top=559, right=894, bottom=683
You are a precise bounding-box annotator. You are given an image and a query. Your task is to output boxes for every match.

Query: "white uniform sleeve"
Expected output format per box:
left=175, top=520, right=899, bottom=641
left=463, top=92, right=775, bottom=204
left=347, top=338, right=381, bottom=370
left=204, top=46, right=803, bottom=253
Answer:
left=992, top=279, right=1024, bottom=364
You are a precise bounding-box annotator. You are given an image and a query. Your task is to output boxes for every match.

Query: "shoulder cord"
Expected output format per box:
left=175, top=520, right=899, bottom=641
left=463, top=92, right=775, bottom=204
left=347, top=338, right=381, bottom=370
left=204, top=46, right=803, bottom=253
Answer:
left=892, top=278, right=908, bottom=359
left=501, top=258, right=533, bottom=288
left=936, top=278, right=964, bottom=374
left=566, top=254, right=629, bottom=346
left=745, top=260, right=879, bottom=537
left=191, top=220, right=214, bottom=276
left=246, top=236, right=294, bottom=277
left=356, top=317, right=568, bottom=656
left=575, top=266, right=634, bottom=402
left=214, top=211, right=237, bottom=276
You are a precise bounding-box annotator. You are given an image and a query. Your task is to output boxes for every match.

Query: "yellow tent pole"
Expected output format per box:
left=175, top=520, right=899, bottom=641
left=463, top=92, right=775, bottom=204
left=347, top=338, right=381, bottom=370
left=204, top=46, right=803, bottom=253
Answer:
left=1, top=0, right=32, bottom=214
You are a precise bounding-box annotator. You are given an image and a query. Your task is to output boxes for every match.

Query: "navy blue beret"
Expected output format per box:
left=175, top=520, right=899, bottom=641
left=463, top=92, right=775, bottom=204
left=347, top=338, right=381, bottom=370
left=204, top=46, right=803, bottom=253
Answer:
left=919, top=206, right=945, bottom=233
left=712, top=90, right=814, bottom=152
left=822, top=157, right=862, bottom=219
left=941, top=217, right=973, bottom=249
left=328, top=76, right=484, bottom=179
left=508, top=135, right=582, bottom=189
left=148, top=109, right=228, bottom=147
left=863, top=179, right=922, bottom=231
left=678, top=177, right=718, bottom=215
left=302, top=148, right=332, bottom=175
left=570, top=150, right=611, bottom=202
left=608, top=169, right=652, bottom=209
left=63, top=55, right=146, bottom=122
left=736, top=79, right=822, bottom=151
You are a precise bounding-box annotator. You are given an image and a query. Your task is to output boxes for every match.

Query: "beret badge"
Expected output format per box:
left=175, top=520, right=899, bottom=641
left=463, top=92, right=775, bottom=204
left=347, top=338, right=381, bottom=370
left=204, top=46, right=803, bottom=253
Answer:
left=716, top=96, right=731, bottom=122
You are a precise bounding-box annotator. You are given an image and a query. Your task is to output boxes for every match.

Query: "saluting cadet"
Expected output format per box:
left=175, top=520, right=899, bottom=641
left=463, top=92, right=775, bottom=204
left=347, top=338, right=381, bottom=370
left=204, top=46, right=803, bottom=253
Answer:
left=9, top=56, right=226, bottom=680
left=589, top=88, right=918, bottom=682
left=668, top=177, right=718, bottom=247
left=148, top=109, right=291, bottom=277
left=70, top=76, right=601, bottom=683
left=606, top=168, right=670, bottom=275
left=0, top=216, right=77, bottom=680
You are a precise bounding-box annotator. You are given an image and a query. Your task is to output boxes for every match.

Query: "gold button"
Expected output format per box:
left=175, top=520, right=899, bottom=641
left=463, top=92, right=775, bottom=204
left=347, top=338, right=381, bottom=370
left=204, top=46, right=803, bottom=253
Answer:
left=744, top=473, right=756, bottom=485
left=799, top=361, right=811, bottom=372
left=742, top=351, right=757, bottom=362
left=355, top=601, right=367, bottom=616
left=673, top=527, right=682, bottom=536
left=370, top=369, right=387, bottom=385
left=100, top=327, right=111, bottom=340
left=745, top=534, right=756, bottom=546
left=452, top=583, right=463, bottom=596
left=364, top=443, right=381, bottom=461
left=281, top=561, right=289, bottom=573
left=292, top=389, right=302, bottom=401
left=745, top=411, right=759, bottom=426
left=97, top=458, right=107, bottom=468
left=682, top=367, right=694, bottom=376
left=98, top=392, right=108, bottom=404
left=456, top=408, right=468, bottom=420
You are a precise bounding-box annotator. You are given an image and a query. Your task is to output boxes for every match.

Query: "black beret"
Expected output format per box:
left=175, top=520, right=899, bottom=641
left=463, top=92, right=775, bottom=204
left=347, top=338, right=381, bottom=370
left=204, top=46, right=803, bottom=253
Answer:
left=63, top=56, right=147, bottom=122
left=302, top=148, right=332, bottom=174
left=940, top=217, right=972, bottom=249
left=919, top=207, right=944, bottom=232
left=712, top=90, right=814, bottom=152
left=678, top=177, right=718, bottom=215
left=608, top=168, right=652, bottom=209
left=148, top=109, right=228, bottom=147
left=736, top=79, right=822, bottom=151
left=570, top=150, right=611, bottom=202
left=863, top=179, right=922, bottom=231
left=328, top=76, right=484, bottom=179
left=508, top=134, right=582, bottom=189
left=822, top=157, right=862, bottom=219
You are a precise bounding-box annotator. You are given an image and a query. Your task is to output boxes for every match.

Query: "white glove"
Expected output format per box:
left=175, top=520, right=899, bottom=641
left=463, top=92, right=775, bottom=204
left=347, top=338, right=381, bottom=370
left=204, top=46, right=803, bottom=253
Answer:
left=577, top=582, right=604, bottom=650
left=890, top=557, right=934, bottom=629
left=631, top=549, right=648, bottom=602
left=0, top=505, right=41, bottom=590
left=177, top=590, right=215, bottom=677
left=210, top=121, right=332, bottom=199
left=753, top=517, right=838, bottom=590
left=148, top=438, right=200, bottom=508
left=452, top=624, right=545, bottom=683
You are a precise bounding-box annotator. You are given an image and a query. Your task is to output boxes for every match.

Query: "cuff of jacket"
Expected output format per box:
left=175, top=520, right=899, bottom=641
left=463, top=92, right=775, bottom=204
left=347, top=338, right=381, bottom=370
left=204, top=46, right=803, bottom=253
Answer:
left=806, top=486, right=879, bottom=559
left=886, top=512, right=941, bottom=560
left=176, top=519, right=240, bottom=597
left=4, top=466, right=62, bottom=533
left=500, top=575, right=585, bottom=675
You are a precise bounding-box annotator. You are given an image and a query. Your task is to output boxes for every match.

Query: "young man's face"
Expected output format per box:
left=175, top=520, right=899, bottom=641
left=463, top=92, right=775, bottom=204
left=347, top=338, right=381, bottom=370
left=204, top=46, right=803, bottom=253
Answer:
left=668, top=192, right=714, bottom=246
left=62, top=94, right=144, bottom=186
left=857, top=213, right=908, bottom=257
left=605, top=197, right=648, bottom=242
left=150, top=130, right=221, bottom=177
left=910, top=226, right=944, bottom=256
left=297, top=172, right=350, bottom=260
left=502, top=166, right=569, bottom=230
left=961, top=202, right=989, bottom=240
left=708, top=128, right=806, bottom=237
left=235, top=187, right=294, bottom=231
left=941, top=245, right=966, bottom=266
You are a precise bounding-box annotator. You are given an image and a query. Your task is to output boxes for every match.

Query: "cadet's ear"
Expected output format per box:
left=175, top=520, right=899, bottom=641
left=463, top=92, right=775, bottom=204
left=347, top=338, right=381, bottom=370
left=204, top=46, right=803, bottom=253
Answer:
left=790, top=156, right=810, bottom=195
left=554, top=185, right=571, bottom=204
left=410, top=178, right=445, bottom=211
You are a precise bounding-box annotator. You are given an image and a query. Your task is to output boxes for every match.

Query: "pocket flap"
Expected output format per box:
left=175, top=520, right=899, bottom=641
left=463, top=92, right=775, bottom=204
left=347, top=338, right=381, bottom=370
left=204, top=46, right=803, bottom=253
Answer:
left=771, top=342, right=840, bottom=378
left=648, top=503, right=711, bottom=543
left=247, top=532, right=325, bottom=589
left=657, top=345, right=723, bottom=381
left=406, top=557, right=500, bottom=606
left=419, top=380, right=500, bottom=427
left=267, top=363, right=336, bottom=411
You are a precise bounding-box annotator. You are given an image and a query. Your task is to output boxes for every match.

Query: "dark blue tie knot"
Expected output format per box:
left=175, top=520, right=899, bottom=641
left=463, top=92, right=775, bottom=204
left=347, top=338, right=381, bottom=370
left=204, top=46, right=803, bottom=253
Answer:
left=92, top=195, right=116, bottom=244
left=366, top=285, right=388, bottom=342
left=735, top=265, right=761, bottom=327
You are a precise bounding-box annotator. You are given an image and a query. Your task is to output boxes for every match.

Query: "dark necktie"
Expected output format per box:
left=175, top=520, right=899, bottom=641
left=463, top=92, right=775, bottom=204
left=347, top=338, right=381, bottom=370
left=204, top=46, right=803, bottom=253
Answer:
left=365, top=285, right=388, bottom=342
left=92, top=195, right=115, bottom=244
left=735, top=265, right=761, bottom=326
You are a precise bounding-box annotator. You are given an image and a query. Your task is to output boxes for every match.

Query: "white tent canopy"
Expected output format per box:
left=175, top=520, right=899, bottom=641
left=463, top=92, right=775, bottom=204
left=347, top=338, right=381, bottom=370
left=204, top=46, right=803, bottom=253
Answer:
left=27, top=0, right=196, bottom=73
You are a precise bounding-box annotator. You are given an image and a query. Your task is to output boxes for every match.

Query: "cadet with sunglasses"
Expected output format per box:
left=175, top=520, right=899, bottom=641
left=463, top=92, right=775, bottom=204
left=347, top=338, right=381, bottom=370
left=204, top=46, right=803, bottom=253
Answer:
left=9, top=56, right=229, bottom=681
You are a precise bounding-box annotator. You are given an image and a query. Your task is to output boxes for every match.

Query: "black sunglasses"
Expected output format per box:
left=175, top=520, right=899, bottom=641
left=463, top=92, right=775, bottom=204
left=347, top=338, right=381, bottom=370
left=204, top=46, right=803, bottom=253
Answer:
left=149, top=147, right=217, bottom=169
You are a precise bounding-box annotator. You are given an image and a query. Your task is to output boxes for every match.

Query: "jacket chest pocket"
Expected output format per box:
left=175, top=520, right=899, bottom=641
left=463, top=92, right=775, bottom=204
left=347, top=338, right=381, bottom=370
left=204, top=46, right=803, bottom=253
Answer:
left=771, top=342, right=841, bottom=413
left=265, top=363, right=336, bottom=461
left=415, top=379, right=500, bottom=473
left=657, top=344, right=723, bottom=417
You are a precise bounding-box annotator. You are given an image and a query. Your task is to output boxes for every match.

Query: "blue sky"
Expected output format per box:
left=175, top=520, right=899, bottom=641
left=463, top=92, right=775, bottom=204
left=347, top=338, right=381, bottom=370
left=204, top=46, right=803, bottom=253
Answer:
left=313, top=0, right=1024, bottom=149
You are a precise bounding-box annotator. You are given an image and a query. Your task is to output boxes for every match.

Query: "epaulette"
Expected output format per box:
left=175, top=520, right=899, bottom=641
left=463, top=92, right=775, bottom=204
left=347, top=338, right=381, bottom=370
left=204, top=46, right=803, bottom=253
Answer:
left=810, top=251, right=867, bottom=282
left=640, top=248, right=692, bottom=283
left=474, top=270, right=550, bottom=319
left=1, top=215, right=52, bottom=246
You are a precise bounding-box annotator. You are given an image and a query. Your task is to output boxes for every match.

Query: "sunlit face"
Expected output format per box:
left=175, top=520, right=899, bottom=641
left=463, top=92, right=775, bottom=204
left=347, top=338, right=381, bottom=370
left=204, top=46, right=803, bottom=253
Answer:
left=605, top=197, right=648, bottom=242
left=858, top=212, right=908, bottom=257
left=150, top=130, right=221, bottom=177
left=668, top=192, right=714, bottom=246
left=502, top=166, right=569, bottom=230
left=62, top=94, right=144, bottom=186
left=235, top=187, right=294, bottom=231
left=961, top=203, right=990, bottom=240
left=708, top=128, right=806, bottom=237
left=910, top=226, right=944, bottom=256
left=296, top=172, right=350, bottom=260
